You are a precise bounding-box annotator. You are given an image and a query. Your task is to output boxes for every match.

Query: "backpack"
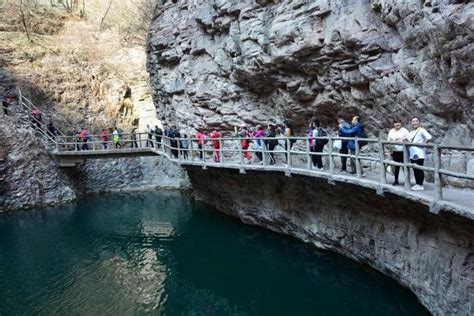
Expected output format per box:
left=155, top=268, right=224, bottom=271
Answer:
left=317, top=128, right=328, bottom=146
left=359, top=125, right=368, bottom=147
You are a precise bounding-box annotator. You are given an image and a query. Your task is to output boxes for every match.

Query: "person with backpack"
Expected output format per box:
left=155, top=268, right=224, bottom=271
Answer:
left=339, top=116, right=365, bottom=175
left=406, top=117, right=432, bottom=191
left=154, top=125, right=163, bottom=148
left=265, top=124, right=278, bottom=165
left=168, top=126, right=180, bottom=158
left=309, top=120, right=327, bottom=170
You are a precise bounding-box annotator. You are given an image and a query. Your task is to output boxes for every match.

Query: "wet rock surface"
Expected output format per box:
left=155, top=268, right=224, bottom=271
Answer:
left=186, top=166, right=474, bottom=316
left=147, top=0, right=473, bottom=142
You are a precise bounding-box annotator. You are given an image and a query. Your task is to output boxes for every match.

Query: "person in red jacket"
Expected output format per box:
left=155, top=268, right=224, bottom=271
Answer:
left=100, top=129, right=108, bottom=149
left=79, top=128, right=89, bottom=150
left=210, top=127, right=222, bottom=162
left=196, top=129, right=207, bottom=160
left=238, top=124, right=252, bottom=162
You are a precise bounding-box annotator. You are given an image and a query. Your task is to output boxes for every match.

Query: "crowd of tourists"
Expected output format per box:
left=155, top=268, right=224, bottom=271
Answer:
left=66, top=115, right=432, bottom=192
left=1, top=95, right=434, bottom=191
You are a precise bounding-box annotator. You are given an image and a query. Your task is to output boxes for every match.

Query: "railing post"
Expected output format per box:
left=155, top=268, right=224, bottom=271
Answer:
left=306, top=138, right=311, bottom=170
left=219, top=139, right=223, bottom=163
left=403, top=143, right=411, bottom=191
left=190, top=139, right=194, bottom=162
left=138, top=133, right=142, bottom=148
left=355, top=138, right=362, bottom=178
left=92, top=135, right=96, bottom=151
left=433, top=144, right=442, bottom=202
left=262, top=140, right=267, bottom=166
left=378, top=138, right=386, bottom=185
left=239, top=138, right=244, bottom=166
left=286, top=138, right=291, bottom=173
left=328, top=136, right=334, bottom=175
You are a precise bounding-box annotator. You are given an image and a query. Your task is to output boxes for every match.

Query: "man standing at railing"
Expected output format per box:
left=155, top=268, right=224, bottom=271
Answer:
left=146, top=124, right=154, bottom=148
left=407, top=117, right=432, bottom=191
left=130, top=128, right=139, bottom=148
left=196, top=129, right=207, bottom=160
left=154, top=125, right=163, bottom=148
left=169, top=125, right=180, bottom=158
left=339, top=116, right=365, bottom=175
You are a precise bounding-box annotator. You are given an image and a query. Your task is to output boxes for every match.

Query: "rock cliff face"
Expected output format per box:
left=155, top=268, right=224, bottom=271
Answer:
left=147, top=0, right=473, bottom=144
left=186, top=167, right=474, bottom=316
left=0, top=118, right=76, bottom=211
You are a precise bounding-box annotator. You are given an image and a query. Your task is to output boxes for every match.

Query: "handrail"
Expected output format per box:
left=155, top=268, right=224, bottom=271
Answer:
left=54, top=133, right=474, bottom=206
left=10, top=91, right=472, bottom=207
left=18, top=90, right=66, bottom=138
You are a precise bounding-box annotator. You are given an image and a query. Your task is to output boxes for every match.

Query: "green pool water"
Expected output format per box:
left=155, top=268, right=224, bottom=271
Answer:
left=0, top=191, right=428, bottom=315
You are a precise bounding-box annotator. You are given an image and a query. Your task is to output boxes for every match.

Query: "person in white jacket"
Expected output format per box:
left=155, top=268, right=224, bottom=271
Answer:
left=407, top=117, right=432, bottom=191
left=387, top=118, right=409, bottom=185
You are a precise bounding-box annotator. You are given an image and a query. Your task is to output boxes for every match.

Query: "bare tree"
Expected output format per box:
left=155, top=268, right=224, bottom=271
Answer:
left=123, top=0, right=159, bottom=45
left=18, top=0, right=31, bottom=41
left=99, top=0, right=113, bottom=32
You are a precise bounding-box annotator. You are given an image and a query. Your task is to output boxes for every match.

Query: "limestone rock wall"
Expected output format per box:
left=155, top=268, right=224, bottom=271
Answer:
left=0, top=118, right=76, bottom=211
left=147, top=0, right=473, bottom=144
left=186, top=167, right=474, bottom=316
left=77, top=156, right=190, bottom=193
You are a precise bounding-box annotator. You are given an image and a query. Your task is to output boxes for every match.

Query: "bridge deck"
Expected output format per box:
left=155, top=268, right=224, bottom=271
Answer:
left=55, top=147, right=474, bottom=218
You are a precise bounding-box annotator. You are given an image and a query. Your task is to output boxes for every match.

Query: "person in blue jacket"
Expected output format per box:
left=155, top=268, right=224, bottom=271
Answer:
left=339, top=116, right=364, bottom=174
left=337, top=117, right=351, bottom=172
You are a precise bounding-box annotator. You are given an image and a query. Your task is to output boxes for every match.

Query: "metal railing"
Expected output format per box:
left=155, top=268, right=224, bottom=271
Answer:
left=54, top=133, right=474, bottom=205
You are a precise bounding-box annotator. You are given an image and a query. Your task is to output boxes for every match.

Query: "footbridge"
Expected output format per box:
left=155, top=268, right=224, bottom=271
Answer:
left=13, top=92, right=474, bottom=216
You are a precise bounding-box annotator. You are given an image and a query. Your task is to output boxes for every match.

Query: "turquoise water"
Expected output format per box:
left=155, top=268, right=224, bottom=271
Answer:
left=0, top=191, right=428, bottom=315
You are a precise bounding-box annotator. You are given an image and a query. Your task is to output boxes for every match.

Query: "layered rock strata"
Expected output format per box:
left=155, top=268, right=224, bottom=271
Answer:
left=186, top=167, right=474, bottom=315
left=147, top=0, right=473, bottom=144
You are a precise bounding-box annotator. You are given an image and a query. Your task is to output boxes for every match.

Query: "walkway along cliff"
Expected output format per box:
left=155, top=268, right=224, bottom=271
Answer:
left=17, top=88, right=472, bottom=315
